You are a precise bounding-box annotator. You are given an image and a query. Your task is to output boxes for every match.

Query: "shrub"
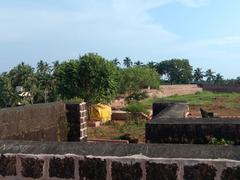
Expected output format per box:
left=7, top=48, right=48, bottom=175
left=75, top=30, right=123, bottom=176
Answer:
left=123, top=102, right=148, bottom=114
left=119, top=66, right=160, bottom=94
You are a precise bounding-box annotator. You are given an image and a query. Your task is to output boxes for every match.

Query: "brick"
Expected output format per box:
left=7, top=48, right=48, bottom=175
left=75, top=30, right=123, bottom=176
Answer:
left=80, top=104, right=86, bottom=111
left=221, top=166, right=240, bottom=180
left=146, top=162, right=178, bottom=180
left=80, top=122, right=87, bottom=129
left=21, top=158, right=44, bottom=179
left=111, top=161, right=142, bottom=180
left=184, top=163, right=217, bottom=180
left=0, top=155, right=16, bottom=177
left=80, top=117, right=87, bottom=123
left=49, top=157, right=75, bottom=179
left=79, top=158, right=106, bottom=180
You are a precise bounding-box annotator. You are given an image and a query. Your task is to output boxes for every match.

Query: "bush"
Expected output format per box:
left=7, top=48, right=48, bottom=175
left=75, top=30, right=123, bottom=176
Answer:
left=123, top=102, right=148, bottom=114
left=119, top=66, right=160, bottom=94
left=208, top=137, right=234, bottom=145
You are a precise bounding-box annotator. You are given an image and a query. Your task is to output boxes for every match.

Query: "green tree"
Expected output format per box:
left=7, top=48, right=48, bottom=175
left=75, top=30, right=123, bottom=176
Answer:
left=78, top=53, right=119, bottom=104
left=147, top=61, right=156, bottom=69
left=111, top=58, right=121, bottom=66
left=156, top=59, right=193, bottom=84
left=134, top=61, right=143, bottom=66
left=54, top=59, right=81, bottom=99
left=34, top=60, right=58, bottom=103
left=8, top=62, right=36, bottom=91
left=119, top=66, right=160, bottom=94
left=214, top=73, right=224, bottom=84
left=0, top=72, right=19, bottom=108
left=193, top=68, right=204, bottom=83
left=123, top=57, right=133, bottom=68
left=205, top=69, right=215, bottom=83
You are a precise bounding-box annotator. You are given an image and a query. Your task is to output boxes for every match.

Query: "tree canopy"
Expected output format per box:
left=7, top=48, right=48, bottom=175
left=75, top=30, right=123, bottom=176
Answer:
left=155, top=59, right=193, bottom=84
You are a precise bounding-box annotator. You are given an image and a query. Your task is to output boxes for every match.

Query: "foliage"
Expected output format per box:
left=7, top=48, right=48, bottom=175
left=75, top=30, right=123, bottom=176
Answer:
left=214, top=73, right=224, bottom=84
left=54, top=59, right=81, bottom=99
left=123, top=102, right=148, bottom=114
left=34, top=60, right=58, bottom=103
left=119, top=66, right=160, bottom=94
left=193, top=68, right=204, bottom=83
left=205, top=69, right=215, bottom=83
left=0, top=73, right=20, bottom=107
left=123, top=57, right=133, bottom=68
left=208, top=137, right=234, bottom=145
left=78, top=53, right=119, bottom=104
left=8, top=62, right=37, bottom=93
left=155, top=59, right=193, bottom=84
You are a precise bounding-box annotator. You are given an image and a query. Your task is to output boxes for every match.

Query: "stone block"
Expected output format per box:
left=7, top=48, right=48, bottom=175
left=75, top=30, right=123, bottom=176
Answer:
left=111, top=161, right=142, bottom=180
left=49, top=157, right=75, bottom=179
left=221, top=166, right=240, bottom=180
left=184, top=163, right=217, bottom=180
left=146, top=162, right=178, bottom=180
left=79, top=158, right=106, bottom=180
left=0, top=155, right=16, bottom=177
left=21, top=157, right=44, bottom=179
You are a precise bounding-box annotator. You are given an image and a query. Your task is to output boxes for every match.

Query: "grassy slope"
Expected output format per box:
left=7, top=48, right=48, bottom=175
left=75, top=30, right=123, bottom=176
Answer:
left=140, top=91, right=240, bottom=109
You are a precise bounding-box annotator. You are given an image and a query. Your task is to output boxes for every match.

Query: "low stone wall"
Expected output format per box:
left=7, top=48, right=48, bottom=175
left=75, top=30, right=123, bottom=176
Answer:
left=0, top=102, right=67, bottom=141
left=0, top=102, right=87, bottom=142
left=1, top=141, right=240, bottom=179
left=146, top=118, right=240, bottom=144
left=199, top=84, right=240, bottom=93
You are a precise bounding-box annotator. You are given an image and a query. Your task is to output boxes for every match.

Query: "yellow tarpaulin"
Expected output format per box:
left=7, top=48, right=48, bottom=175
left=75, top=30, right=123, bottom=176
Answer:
left=90, top=104, right=112, bottom=123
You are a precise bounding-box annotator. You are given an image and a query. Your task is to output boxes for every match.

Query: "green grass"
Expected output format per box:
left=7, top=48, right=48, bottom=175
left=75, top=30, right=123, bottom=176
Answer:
left=139, top=91, right=240, bottom=109
left=122, top=102, right=148, bottom=114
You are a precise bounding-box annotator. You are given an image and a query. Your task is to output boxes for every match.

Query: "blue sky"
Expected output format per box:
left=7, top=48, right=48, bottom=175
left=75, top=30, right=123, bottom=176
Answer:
left=0, top=0, right=240, bottom=78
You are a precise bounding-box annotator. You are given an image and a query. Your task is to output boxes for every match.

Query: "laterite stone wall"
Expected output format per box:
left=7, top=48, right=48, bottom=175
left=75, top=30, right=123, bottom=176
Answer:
left=1, top=141, right=240, bottom=179
left=1, top=154, right=240, bottom=179
left=0, top=102, right=87, bottom=142
left=146, top=118, right=240, bottom=144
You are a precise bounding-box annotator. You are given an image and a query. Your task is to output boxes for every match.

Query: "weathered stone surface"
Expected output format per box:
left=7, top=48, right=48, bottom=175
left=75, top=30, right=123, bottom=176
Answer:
left=146, top=162, right=178, bottom=180
left=153, top=103, right=188, bottom=118
left=146, top=118, right=240, bottom=144
left=2, top=141, right=240, bottom=160
left=221, top=166, right=240, bottom=180
left=0, top=155, right=16, bottom=177
left=21, top=157, right=44, bottom=178
left=184, top=163, right=217, bottom=180
left=111, top=161, right=142, bottom=180
left=49, top=157, right=75, bottom=179
left=0, top=102, right=67, bottom=141
left=79, top=158, right=106, bottom=180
